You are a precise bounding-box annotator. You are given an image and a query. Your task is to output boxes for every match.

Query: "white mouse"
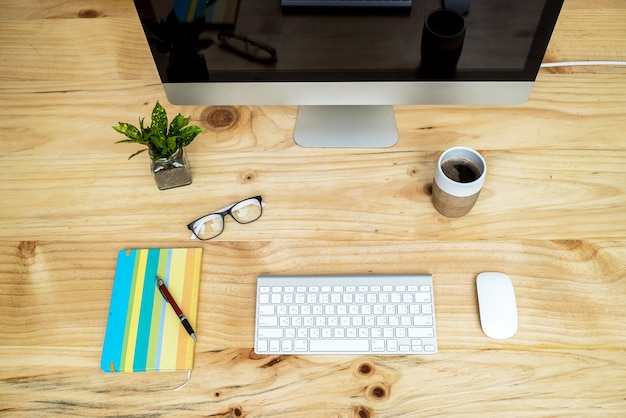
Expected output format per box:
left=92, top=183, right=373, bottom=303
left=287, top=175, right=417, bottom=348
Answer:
left=476, top=272, right=518, bottom=339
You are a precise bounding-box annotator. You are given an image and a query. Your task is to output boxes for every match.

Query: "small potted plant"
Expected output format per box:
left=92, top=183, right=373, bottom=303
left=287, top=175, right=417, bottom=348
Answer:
left=113, top=101, right=205, bottom=190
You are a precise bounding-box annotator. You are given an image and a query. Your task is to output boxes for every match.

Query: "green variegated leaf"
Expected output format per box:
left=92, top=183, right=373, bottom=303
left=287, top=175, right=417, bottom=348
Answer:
left=149, top=131, right=165, bottom=149
left=127, top=149, right=147, bottom=160
left=112, top=122, right=141, bottom=141
left=166, top=136, right=177, bottom=153
left=178, top=125, right=205, bottom=147
left=151, top=101, right=168, bottom=140
left=169, top=113, right=189, bottom=136
left=115, top=139, right=143, bottom=145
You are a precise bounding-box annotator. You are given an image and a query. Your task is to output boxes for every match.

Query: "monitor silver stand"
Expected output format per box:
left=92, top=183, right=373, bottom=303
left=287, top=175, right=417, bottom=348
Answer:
left=294, top=105, right=398, bottom=148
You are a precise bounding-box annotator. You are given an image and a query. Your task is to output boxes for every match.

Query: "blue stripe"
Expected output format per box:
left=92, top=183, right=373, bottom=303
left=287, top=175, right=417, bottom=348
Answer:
left=173, top=0, right=206, bottom=21
left=132, top=249, right=160, bottom=371
left=101, top=249, right=137, bottom=372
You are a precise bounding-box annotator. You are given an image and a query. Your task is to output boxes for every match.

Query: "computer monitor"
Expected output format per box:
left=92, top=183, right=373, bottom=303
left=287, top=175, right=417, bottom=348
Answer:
left=132, top=0, right=564, bottom=147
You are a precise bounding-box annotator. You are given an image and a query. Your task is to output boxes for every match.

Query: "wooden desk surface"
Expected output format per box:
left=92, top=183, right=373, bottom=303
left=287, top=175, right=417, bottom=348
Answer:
left=1, top=0, right=625, bottom=416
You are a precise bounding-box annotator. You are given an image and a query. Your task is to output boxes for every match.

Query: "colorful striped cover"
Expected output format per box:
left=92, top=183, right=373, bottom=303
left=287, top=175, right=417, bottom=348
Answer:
left=101, top=248, right=203, bottom=372
left=173, top=0, right=241, bottom=26
left=204, top=0, right=241, bottom=25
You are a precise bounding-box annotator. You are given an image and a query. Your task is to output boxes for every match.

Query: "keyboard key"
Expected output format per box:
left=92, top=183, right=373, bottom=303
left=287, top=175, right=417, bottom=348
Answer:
left=371, top=340, right=385, bottom=351
left=309, top=339, right=371, bottom=352
left=258, top=328, right=283, bottom=338
left=414, top=316, right=433, bottom=326
left=258, top=306, right=275, bottom=315
left=415, top=292, right=431, bottom=303
left=259, top=317, right=278, bottom=327
left=408, top=327, right=434, bottom=338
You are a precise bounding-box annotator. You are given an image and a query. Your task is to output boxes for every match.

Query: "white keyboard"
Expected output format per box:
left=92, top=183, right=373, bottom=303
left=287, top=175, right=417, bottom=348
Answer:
left=254, top=274, right=437, bottom=355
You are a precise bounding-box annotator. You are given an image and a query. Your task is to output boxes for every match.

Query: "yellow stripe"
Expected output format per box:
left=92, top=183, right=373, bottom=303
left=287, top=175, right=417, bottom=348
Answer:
left=185, top=0, right=198, bottom=22
left=158, top=249, right=185, bottom=370
left=183, top=248, right=202, bottom=368
left=172, top=249, right=190, bottom=369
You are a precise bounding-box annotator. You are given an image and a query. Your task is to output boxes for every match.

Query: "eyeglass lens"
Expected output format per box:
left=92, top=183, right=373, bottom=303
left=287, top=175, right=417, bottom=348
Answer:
left=191, top=197, right=262, bottom=240
left=230, top=198, right=263, bottom=224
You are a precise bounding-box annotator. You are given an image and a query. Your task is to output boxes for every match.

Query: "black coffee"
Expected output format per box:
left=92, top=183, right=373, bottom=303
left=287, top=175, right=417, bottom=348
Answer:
left=441, top=157, right=481, bottom=183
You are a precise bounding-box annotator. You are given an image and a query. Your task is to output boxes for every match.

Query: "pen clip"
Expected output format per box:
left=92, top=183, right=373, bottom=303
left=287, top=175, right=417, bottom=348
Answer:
left=156, top=276, right=168, bottom=301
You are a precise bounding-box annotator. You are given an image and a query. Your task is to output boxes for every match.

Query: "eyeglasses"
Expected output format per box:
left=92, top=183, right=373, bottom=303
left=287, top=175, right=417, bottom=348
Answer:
left=217, top=33, right=277, bottom=64
left=188, top=196, right=264, bottom=240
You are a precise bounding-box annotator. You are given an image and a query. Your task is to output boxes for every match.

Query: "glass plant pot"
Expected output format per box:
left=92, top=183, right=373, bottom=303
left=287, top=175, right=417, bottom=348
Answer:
left=150, top=148, right=192, bottom=190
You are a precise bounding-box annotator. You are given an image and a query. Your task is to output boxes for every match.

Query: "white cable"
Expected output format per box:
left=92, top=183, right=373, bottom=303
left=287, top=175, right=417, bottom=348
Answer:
left=173, top=369, right=192, bottom=391
left=541, top=61, right=626, bottom=68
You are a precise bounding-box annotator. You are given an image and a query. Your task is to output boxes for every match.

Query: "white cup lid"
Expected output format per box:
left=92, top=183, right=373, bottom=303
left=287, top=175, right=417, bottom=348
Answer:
left=434, top=146, right=486, bottom=197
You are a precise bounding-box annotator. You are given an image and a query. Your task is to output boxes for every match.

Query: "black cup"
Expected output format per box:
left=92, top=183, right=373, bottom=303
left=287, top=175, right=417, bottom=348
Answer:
left=420, top=9, right=466, bottom=77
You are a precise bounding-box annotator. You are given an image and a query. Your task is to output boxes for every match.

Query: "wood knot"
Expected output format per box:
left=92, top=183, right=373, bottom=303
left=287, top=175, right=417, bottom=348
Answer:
left=19, top=241, right=36, bottom=257
left=78, top=9, right=101, bottom=18
left=261, top=356, right=283, bottom=368
left=356, top=362, right=374, bottom=376
left=365, top=383, right=390, bottom=402
left=203, top=106, right=239, bottom=131
left=231, top=406, right=243, bottom=417
left=247, top=348, right=268, bottom=360
left=18, top=241, right=37, bottom=265
left=352, top=405, right=372, bottom=418
left=240, top=171, right=256, bottom=183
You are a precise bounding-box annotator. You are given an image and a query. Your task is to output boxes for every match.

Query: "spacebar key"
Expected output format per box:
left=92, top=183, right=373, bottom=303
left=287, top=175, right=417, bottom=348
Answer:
left=309, top=340, right=370, bottom=352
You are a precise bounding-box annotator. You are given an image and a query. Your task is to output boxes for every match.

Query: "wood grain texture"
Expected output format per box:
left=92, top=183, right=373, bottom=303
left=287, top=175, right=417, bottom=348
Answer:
left=1, top=240, right=625, bottom=416
left=1, top=0, right=626, bottom=415
left=1, top=144, right=625, bottom=241
left=4, top=239, right=625, bottom=349
left=2, top=346, right=625, bottom=417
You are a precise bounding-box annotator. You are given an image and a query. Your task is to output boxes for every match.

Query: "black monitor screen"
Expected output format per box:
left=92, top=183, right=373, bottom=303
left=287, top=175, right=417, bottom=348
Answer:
left=134, top=0, right=564, bottom=84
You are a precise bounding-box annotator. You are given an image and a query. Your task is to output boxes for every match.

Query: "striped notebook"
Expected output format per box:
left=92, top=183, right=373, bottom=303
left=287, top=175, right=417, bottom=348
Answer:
left=101, top=248, right=203, bottom=372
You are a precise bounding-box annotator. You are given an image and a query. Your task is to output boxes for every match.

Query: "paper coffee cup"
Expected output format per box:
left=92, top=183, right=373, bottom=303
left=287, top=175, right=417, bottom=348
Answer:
left=432, top=147, right=486, bottom=217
